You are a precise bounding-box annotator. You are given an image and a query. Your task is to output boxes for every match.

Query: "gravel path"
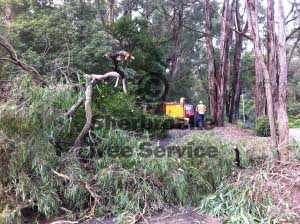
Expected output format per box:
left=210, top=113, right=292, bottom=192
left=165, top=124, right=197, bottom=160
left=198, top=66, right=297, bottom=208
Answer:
left=290, top=128, right=300, bottom=141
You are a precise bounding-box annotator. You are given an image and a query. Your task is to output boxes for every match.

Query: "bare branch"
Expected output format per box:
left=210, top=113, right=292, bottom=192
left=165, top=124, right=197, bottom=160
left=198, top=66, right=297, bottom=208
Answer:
left=51, top=168, right=102, bottom=223
left=286, top=16, right=298, bottom=25
left=286, top=26, right=300, bottom=40
left=65, top=97, right=84, bottom=117
left=0, top=35, right=44, bottom=84
left=67, top=71, right=126, bottom=151
left=231, top=27, right=252, bottom=40
left=182, top=24, right=207, bottom=36
left=288, top=32, right=300, bottom=67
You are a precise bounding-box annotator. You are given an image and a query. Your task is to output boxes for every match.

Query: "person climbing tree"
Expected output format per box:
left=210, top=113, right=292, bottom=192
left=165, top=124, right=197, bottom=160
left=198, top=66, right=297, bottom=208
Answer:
left=105, top=50, right=135, bottom=87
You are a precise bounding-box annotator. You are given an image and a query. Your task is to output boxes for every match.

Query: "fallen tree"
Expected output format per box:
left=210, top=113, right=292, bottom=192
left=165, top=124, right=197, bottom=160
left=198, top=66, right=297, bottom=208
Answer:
left=65, top=72, right=127, bottom=151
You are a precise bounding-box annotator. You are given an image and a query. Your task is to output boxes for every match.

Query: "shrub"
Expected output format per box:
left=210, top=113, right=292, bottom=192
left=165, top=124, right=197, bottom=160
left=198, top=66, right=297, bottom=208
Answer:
left=255, top=116, right=270, bottom=137
left=236, top=120, right=247, bottom=129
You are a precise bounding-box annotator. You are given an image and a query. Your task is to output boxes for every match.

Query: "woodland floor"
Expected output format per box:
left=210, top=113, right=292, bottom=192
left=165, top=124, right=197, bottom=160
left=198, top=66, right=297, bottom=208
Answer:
left=87, top=125, right=300, bottom=224
left=27, top=124, right=300, bottom=223
left=90, top=208, right=222, bottom=224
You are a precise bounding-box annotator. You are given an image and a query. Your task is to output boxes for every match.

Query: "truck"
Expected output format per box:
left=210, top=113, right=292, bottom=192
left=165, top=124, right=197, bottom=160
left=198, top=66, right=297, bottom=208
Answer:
left=163, top=102, right=195, bottom=128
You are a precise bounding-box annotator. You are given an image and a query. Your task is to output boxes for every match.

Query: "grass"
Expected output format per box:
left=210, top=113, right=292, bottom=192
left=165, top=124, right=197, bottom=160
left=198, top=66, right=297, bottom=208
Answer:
left=289, top=118, right=300, bottom=128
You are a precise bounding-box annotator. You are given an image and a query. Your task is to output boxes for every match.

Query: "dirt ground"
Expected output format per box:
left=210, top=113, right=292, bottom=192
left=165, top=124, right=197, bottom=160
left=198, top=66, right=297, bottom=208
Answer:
left=158, top=124, right=275, bottom=160
left=138, top=209, right=222, bottom=224
left=89, top=209, right=222, bottom=224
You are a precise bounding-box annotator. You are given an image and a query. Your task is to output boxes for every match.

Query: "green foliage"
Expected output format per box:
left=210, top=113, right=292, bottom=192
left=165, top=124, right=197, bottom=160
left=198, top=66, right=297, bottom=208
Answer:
left=91, top=83, right=175, bottom=137
left=288, top=102, right=300, bottom=118
left=0, top=80, right=241, bottom=222
left=255, top=116, right=271, bottom=137
left=111, top=16, right=165, bottom=75
left=197, top=181, right=274, bottom=223
left=288, top=118, right=300, bottom=128
left=111, top=16, right=167, bottom=104
left=6, top=2, right=112, bottom=79
left=236, top=120, right=248, bottom=129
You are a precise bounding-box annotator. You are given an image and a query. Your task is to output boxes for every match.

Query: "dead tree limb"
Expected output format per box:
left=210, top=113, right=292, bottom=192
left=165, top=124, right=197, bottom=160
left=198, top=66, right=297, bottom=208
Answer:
left=68, top=72, right=125, bottom=151
left=51, top=168, right=102, bottom=223
left=286, top=26, right=300, bottom=41
left=0, top=35, right=45, bottom=84
left=65, top=97, right=84, bottom=117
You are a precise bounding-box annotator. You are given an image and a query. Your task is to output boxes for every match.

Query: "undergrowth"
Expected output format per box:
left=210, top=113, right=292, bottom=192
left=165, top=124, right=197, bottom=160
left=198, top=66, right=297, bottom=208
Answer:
left=197, top=160, right=300, bottom=223
left=289, top=118, right=300, bottom=128
left=0, top=76, right=240, bottom=223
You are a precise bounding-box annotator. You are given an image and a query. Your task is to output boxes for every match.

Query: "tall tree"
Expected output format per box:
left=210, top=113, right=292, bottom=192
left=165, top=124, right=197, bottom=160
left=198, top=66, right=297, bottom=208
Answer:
left=267, top=0, right=278, bottom=119
left=109, top=0, right=115, bottom=24
left=167, top=0, right=184, bottom=78
left=229, top=0, right=248, bottom=123
left=254, top=57, right=266, bottom=118
left=204, top=0, right=217, bottom=123
left=205, top=0, right=233, bottom=126
left=277, top=0, right=289, bottom=148
left=246, top=0, right=277, bottom=146
left=216, top=0, right=234, bottom=126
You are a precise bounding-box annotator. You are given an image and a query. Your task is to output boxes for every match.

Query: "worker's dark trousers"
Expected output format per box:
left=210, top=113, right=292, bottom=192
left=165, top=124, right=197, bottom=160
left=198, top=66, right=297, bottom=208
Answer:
left=197, top=114, right=205, bottom=127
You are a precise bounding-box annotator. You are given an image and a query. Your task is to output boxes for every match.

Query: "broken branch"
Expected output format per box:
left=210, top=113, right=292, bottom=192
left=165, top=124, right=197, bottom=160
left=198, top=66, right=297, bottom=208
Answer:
left=69, top=71, right=125, bottom=151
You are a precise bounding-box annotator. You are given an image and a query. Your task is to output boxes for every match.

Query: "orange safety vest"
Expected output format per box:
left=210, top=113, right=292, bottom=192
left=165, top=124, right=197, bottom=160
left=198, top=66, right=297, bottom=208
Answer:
left=197, top=104, right=206, bottom=114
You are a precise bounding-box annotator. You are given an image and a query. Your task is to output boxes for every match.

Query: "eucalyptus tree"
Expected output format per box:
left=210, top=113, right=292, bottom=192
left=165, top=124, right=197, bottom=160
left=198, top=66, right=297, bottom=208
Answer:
left=246, top=0, right=277, bottom=146
left=204, top=0, right=234, bottom=126
left=277, top=0, right=289, bottom=148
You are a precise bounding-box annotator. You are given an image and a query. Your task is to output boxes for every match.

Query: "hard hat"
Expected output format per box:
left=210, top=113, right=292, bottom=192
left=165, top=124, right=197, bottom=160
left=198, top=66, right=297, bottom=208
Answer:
left=199, top=101, right=203, bottom=104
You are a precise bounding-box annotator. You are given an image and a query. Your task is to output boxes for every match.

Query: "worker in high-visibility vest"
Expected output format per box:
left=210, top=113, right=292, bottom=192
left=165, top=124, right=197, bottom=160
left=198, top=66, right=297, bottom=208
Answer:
left=196, top=101, right=206, bottom=129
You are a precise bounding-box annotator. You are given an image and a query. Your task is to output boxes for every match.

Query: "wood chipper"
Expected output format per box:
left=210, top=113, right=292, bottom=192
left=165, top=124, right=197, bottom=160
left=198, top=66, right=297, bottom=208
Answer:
left=163, top=99, right=195, bottom=127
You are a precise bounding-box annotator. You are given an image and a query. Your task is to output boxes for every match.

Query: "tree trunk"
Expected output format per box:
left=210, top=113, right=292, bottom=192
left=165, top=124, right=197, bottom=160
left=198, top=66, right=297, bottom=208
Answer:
left=109, top=0, right=115, bottom=25
left=267, top=0, right=278, bottom=119
left=216, top=0, right=233, bottom=126
left=71, top=72, right=126, bottom=150
left=277, top=0, right=289, bottom=148
left=145, top=0, right=151, bottom=19
left=294, top=86, right=300, bottom=101
left=95, top=0, right=106, bottom=26
left=204, top=0, right=217, bottom=124
left=229, top=0, right=247, bottom=123
left=246, top=0, right=277, bottom=147
left=123, top=1, right=133, bottom=17
left=168, top=2, right=184, bottom=78
left=255, top=57, right=266, bottom=118
left=4, top=0, right=13, bottom=34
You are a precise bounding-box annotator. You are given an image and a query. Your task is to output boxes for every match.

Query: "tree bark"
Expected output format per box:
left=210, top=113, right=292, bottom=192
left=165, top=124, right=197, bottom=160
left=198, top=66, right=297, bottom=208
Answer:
left=204, top=0, right=217, bottom=124
left=168, top=1, right=184, bottom=78
left=293, top=86, right=300, bottom=101
left=109, top=0, right=115, bottom=25
left=254, top=56, right=266, bottom=118
left=229, top=0, right=247, bottom=123
left=216, top=0, right=234, bottom=126
left=71, top=72, right=126, bottom=150
left=246, top=0, right=277, bottom=147
left=0, top=36, right=43, bottom=83
left=277, top=0, right=289, bottom=148
left=95, top=0, right=107, bottom=26
left=267, top=0, right=278, bottom=119
left=4, top=0, right=13, bottom=28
